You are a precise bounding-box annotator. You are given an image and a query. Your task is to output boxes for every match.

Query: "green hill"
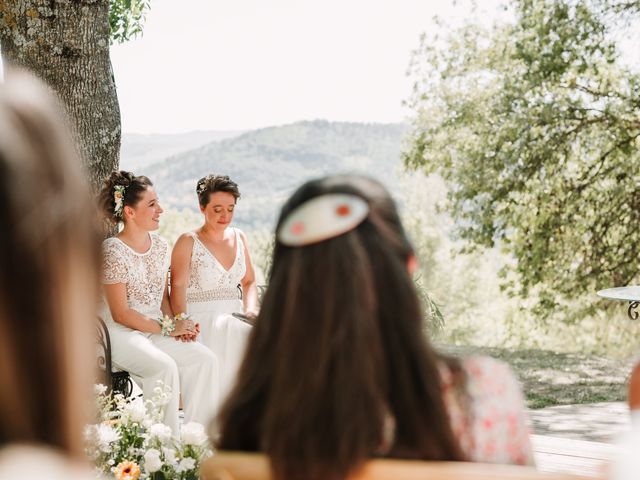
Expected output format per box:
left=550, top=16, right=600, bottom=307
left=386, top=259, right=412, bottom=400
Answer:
left=145, top=120, right=407, bottom=229
left=121, top=130, right=242, bottom=170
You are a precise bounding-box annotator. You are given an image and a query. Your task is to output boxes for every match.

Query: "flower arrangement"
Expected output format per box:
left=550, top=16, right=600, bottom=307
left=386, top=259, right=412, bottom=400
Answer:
left=85, top=384, right=212, bottom=480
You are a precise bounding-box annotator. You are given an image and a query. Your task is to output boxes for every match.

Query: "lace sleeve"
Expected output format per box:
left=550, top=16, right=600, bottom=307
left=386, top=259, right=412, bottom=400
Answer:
left=101, top=239, right=130, bottom=285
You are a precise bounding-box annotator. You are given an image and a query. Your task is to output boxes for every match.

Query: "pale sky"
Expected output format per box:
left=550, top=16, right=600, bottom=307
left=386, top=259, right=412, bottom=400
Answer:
left=111, top=0, right=506, bottom=133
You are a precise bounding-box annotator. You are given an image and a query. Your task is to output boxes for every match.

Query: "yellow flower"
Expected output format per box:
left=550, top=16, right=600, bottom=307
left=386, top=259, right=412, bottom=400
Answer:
left=114, top=461, right=141, bottom=480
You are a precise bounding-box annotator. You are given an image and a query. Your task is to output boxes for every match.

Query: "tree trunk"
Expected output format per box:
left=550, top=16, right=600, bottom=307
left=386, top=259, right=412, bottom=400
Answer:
left=0, top=0, right=120, bottom=191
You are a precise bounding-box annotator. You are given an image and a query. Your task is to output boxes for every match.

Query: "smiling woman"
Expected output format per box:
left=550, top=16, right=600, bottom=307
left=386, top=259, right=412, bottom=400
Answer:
left=98, top=170, right=221, bottom=434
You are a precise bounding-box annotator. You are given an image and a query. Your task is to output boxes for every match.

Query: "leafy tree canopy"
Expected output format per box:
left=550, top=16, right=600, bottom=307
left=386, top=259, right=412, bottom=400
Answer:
left=404, top=0, right=640, bottom=315
left=109, top=0, right=151, bottom=44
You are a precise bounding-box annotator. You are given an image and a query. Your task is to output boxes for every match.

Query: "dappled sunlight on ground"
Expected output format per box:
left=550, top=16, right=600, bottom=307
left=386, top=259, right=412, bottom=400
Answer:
left=438, top=344, right=632, bottom=408
left=530, top=402, right=630, bottom=443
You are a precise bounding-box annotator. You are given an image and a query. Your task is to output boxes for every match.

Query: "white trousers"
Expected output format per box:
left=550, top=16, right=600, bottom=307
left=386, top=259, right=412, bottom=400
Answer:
left=189, top=300, right=252, bottom=403
left=107, top=321, right=220, bottom=434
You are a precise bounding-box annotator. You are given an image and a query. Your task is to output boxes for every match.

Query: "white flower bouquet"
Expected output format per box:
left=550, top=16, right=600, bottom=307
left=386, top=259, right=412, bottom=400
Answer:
left=85, top=384, right=212, bottom=480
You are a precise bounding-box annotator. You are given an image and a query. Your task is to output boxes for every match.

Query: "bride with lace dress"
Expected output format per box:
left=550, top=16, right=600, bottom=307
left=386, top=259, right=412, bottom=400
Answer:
left=171, top=175, right=259, bottom=401
left=99, top=171, right=220, bottom=434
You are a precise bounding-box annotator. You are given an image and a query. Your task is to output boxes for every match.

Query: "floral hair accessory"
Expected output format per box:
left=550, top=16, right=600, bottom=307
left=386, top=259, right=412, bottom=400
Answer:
left=156, top=314, right=176, bottom=336
left=113, top=185, right=125, bottom=218
left=197, top=176, right=211, bottom=195
left=277, top=193, right=369, bottom=247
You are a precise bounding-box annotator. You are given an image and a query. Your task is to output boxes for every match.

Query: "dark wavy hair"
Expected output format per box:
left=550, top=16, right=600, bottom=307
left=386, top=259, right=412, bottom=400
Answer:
left=215, top=175, right=464, bottom=480
left=0, top=71, right=100, bottom=459
left=196, top=174, right=240, bottom=207
left=99, top=170, right=153, bottom=224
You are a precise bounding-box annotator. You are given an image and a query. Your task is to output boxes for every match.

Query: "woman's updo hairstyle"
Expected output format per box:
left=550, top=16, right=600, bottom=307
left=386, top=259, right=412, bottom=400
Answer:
left=99, top=170, right=153, bottom=224
left=196, top=174, right=240, bottom=208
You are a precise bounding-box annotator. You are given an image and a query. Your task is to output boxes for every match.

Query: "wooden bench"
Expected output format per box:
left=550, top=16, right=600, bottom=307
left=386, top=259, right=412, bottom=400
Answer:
left=202, top=452, right=598, bottom=480
left=97, top=316, right=133, bottom=397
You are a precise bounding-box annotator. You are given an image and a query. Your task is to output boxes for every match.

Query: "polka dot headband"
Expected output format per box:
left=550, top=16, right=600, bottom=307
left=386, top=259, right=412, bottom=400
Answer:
left=277, top=194, right=369, bottom=247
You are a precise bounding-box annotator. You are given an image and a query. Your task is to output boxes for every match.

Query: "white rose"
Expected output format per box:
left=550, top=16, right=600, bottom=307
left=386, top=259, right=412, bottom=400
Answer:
left=152, top=384, right=172, bottom=406
left=144, top=448, right=163, bottom=473
left=181, top=422, right=207, bottom=446
left=175, top=457, right=196, bottom=473
left=162, top=447, right=177, bottom=465
left=96, top=424, right=120, bottom=453
left=124, top=398, right=147, bottom=423
left=149, top=423, right=173, bottom=443
left=94, top=384, right=108, bottom=395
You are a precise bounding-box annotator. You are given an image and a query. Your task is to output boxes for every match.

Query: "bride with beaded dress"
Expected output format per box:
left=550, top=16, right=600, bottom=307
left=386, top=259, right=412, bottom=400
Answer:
left=99, top=171, right=220, bottom=434
left=170, top=175, right=259, bottom=402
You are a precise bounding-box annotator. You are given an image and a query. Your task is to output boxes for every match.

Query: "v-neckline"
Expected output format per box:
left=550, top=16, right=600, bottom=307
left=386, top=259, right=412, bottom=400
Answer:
left=194, top=229, right=238, bottom=273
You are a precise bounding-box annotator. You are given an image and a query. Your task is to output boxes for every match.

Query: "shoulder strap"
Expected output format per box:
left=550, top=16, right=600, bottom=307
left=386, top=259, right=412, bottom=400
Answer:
left=234, top=228, right=245, bottom=255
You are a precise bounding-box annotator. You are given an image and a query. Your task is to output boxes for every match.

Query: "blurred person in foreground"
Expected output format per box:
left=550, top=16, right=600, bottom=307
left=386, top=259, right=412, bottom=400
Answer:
left=215, top=175, right=534, bottom=480
left=0, top=72, right=98, bottom=477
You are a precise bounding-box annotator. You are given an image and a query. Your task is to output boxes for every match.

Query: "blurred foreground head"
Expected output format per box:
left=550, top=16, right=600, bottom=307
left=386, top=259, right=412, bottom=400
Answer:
left=217, top=175, right=462, bottom=480
left=0, top=72, right=99, bottom=457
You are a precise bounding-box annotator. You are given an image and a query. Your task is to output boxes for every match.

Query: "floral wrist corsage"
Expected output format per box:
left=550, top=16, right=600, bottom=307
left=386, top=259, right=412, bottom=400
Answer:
left=174, top=312, right=191, bottom=322
left=156, top=314, right=176, bottom=336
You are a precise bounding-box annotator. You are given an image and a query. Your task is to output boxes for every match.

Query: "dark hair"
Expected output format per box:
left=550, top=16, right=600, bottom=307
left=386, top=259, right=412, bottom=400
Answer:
left=0, top=71, right=100, bottom=458
left=216, top=175, right=464, bottom=480
left=99, top=170, right=153, bottom=224
left=196, top=174, right=240, bottom=207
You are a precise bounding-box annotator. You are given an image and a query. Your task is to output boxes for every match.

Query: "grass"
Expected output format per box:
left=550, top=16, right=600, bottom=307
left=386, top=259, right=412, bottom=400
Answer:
left=437, top=344, right=634, bottom=409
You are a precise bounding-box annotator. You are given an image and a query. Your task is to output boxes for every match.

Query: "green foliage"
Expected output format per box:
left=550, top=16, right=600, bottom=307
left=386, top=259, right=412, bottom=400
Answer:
left=414, top=274, right=445, bottom=334
left=110, top=0, right=151, bottom=44
left=404, top=0, right=640, bottom=316
left=400, top=171, right=640, bottom=356
left=139, top=120, right=640, bottom=355
left=247, top=229, right=275, bottom=284
left=157, top=208, right=201, bottom=248
left=602, top=0, right=640, bottom=14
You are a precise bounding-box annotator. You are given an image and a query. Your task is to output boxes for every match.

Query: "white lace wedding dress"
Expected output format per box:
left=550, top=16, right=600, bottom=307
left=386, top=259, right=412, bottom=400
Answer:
left=185, top=228, right=252, bottom=401
left=101, top=233, right=220, bottom=433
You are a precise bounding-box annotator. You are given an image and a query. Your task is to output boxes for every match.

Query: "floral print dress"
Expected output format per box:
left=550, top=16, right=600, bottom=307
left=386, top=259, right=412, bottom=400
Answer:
left=440, top=356, right=535, bottom=465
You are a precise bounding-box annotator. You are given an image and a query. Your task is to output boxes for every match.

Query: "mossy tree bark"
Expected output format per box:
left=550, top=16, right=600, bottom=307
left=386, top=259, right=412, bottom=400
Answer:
left=0, top=0, right=120, bottom=191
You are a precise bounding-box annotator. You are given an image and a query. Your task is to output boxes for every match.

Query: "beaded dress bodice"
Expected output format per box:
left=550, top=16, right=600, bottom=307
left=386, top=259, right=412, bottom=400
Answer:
left=186, top=229, right=246, bottom=304
left=101, top=233, right=169, bottom=317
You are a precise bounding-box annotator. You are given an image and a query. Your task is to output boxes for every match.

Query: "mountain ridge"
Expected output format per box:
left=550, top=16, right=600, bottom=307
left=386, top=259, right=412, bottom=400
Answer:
left=140, top=120, right=408, bottom=229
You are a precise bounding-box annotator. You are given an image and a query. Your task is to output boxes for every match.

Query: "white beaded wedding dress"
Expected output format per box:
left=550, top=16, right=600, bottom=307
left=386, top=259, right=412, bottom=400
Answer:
left=185, top=228, right=252, bottom=402
left=101, top=233, right=220, bottom=433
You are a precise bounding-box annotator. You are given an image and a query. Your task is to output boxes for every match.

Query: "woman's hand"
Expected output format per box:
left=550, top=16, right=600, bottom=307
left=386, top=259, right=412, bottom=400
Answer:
left=172, top=317, right=197, bottom=337
left=175, top=322, right=200, bottom=342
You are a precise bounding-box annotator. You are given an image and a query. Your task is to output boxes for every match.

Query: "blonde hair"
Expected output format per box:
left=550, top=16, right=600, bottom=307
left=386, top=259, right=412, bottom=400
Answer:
left=0, top=71, right=99, bottom=458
